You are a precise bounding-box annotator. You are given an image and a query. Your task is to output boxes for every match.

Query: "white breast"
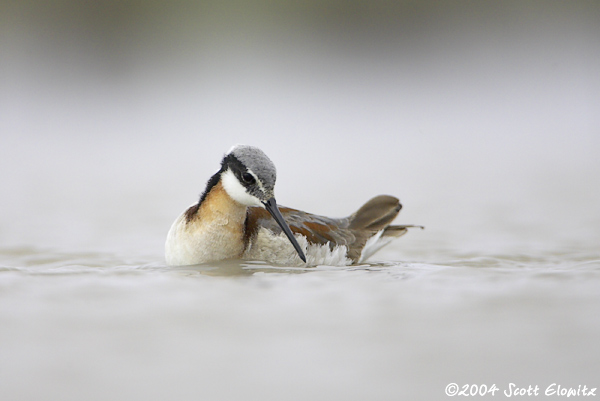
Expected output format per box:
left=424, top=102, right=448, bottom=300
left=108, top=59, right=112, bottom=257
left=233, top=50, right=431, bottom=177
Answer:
left=165, top=209, right=245, bottom=266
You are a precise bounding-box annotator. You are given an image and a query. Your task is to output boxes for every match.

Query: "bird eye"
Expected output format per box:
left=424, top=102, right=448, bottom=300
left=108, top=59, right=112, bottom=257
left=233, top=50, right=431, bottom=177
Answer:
left=242, top=172, right=256, bottom=184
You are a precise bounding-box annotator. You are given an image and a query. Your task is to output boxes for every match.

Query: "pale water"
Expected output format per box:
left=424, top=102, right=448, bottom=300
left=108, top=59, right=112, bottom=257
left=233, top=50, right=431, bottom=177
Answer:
left=2, top=132, right=599, bottom=401
left=1, top=2, right=600, bottom=400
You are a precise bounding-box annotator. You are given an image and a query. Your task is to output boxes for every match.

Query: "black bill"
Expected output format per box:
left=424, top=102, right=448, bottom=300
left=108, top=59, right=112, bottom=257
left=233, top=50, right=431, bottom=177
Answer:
left=263, top=197, right=307, bottom=263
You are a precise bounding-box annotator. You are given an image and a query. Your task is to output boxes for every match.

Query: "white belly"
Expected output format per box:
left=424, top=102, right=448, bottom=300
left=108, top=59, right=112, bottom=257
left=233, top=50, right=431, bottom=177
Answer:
left=244, top=227, right=352, bottom=267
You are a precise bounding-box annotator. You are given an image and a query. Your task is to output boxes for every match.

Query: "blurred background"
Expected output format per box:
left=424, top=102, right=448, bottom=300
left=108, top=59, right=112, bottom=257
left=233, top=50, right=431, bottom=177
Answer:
left=1, top=2, right=600, bottom=401
left=0, top=0, right=600, bottom=258
left=1, top=0, right=599, bottom=259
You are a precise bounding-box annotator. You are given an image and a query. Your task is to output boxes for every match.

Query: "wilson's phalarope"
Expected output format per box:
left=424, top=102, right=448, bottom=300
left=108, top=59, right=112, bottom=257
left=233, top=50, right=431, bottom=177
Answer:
left=165, top=145, right=421, bottom=266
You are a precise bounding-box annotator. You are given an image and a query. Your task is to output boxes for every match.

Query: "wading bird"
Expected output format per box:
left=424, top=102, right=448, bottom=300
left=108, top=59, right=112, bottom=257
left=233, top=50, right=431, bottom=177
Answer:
left=166, top=145, right=421, bottom=266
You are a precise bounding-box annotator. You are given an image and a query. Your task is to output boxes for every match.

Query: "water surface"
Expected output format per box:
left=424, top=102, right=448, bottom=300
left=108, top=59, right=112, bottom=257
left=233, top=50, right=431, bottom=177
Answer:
left=1, top=2, right=599, bottom=400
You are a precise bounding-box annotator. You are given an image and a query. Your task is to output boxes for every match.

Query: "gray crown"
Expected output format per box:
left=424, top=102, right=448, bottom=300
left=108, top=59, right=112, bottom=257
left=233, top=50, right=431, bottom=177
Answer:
left=229, top=145, right=277, bottom=192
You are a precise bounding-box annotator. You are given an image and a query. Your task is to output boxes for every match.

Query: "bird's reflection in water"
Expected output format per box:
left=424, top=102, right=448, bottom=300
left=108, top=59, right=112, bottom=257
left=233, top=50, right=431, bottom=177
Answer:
left=167, top=259, right=312, bottom=277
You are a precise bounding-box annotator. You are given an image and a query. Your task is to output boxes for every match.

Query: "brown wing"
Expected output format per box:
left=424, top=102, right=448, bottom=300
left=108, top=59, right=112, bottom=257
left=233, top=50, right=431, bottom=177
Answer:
left=348, top=195, right=401, bottom=230
left=244, top=206, right=356, bottom=250
left=244, top=195, right=407, bottom=263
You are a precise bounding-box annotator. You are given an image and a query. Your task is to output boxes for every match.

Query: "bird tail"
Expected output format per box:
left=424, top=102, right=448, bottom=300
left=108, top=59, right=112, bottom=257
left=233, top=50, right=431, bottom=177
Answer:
left=382, top=224, right=424, bottom=238
left=349, top=195, right=402, bottom=231
left=349, top=195, right=424, bottom=263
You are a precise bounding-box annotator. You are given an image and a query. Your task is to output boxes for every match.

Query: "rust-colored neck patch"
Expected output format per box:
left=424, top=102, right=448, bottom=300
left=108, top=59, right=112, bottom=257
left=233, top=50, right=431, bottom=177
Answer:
left=185, top=180, right=247, bottom=227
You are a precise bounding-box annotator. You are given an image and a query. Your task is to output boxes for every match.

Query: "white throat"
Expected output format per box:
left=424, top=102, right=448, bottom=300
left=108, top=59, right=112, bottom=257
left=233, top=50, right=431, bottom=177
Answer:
left=221, top=169, right=262, bottom=207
